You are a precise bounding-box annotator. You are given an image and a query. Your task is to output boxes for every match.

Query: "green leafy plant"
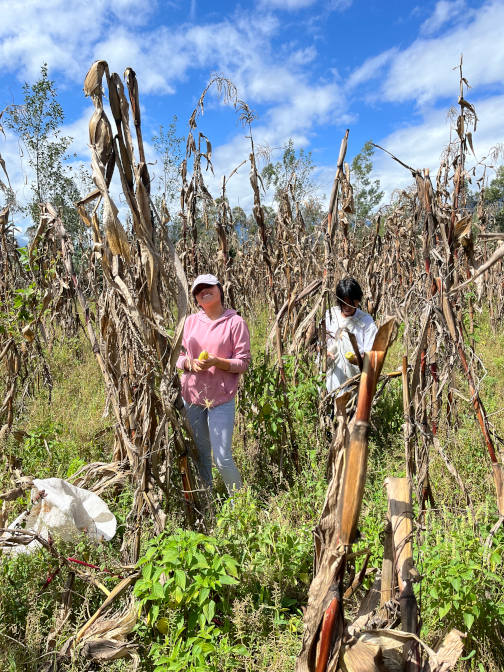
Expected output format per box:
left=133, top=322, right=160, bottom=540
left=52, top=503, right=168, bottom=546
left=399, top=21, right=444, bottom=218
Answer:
left=23, top=420, right=62, bottom=463
left=240, top=353, right=321, bottom=466
left=134, top=529, right=247, bottom=672
left=417, top=509, right=504, bottom=636
left=217, top=494, right=313, bottom=603
left=66, top=457, right=86, bottom=478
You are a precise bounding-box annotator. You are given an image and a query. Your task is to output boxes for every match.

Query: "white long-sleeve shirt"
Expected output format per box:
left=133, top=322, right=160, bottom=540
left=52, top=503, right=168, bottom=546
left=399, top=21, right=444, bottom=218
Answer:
left=325, top=306, right=378, bottom=395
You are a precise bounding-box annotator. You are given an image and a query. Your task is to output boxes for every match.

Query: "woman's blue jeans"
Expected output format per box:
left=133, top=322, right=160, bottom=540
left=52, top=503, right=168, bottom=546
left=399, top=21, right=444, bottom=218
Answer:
left=183, top=398, right=242, bottom=493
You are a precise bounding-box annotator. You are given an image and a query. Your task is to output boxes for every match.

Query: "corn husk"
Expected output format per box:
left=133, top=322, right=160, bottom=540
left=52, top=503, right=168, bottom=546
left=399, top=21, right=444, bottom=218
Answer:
left=91, top=148, right=131, bottom=262
left=89, top=108, right=114, bottom=168
left=84, top=59, right=109, bottom=98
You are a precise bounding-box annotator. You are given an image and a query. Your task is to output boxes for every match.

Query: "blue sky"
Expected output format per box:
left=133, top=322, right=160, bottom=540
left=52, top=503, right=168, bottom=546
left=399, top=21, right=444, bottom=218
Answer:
left=1, top=0, right=504, bottom=238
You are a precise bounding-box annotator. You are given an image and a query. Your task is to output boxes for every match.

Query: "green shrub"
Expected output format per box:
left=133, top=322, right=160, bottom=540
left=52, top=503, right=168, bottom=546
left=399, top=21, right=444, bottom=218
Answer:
left=134, top=529, right=247, bottom=672
left=239, top=353, right=322, bottom=478
left=216, top=492, right=313, bottom=604
left=417, top=508, right=504, bottom=639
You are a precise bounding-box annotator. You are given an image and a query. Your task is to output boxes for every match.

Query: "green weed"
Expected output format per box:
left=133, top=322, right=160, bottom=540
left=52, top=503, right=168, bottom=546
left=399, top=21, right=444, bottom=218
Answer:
left=134, top=528, right=247, bottom=672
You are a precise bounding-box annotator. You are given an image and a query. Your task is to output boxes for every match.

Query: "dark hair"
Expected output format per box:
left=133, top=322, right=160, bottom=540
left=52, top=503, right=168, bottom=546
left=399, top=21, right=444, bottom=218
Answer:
left=193, top=283, right=225, bottom=307
left=336, top=278, right=363, bottom=304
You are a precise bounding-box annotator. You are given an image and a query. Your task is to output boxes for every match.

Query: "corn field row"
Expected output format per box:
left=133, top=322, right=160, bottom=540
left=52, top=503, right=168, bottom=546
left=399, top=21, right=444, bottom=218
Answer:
left=0, top=57, right=503, bottom=671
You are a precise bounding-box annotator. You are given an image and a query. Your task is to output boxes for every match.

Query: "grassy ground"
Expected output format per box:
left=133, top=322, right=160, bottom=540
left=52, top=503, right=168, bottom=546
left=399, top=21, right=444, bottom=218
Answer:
left=0, top=310, right=503, bottom=671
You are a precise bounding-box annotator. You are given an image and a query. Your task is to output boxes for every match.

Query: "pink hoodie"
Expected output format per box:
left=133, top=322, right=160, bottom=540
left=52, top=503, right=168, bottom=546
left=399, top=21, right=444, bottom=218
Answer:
left=176, top=309, right=251, bottom=407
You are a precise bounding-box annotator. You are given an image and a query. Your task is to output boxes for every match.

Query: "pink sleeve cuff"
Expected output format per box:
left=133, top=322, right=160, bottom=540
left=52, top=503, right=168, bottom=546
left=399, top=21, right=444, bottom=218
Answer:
left=228, top=356, right=251, bottom=374
left=228, top=319, right=251, bottom=374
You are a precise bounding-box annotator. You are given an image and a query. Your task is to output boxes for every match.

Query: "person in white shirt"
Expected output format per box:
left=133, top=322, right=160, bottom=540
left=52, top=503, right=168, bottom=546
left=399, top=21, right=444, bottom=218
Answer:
left=325, top=278, right=378, bottom=396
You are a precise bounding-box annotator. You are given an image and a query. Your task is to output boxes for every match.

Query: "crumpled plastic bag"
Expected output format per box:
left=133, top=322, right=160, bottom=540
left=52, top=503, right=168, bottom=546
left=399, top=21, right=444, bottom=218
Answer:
left=4, top=478, right=117, bottom=554
left=26, top=478, right=117, bottom=542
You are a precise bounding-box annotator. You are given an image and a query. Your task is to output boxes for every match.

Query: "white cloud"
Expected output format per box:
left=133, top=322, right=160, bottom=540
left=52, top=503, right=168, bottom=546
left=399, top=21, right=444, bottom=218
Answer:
left=8, top=0, right=503, bottom=228
left=345, top=1, right=504, bottom=108
left=420, top=0, right=466, bottom=35
left=89, top=13, right=281, bottom=95
left=373, top=94, right=504, bottom=200
left=0, top=135, right=37, bottom=241
left=261, top=0, right=323, bottom=9
left=258, top=0, right=351, bottom=10
left=62, top=109, right=94, bottom=157
left=0, top=0, right=344, bottom=143
left=382, top=0, right=504, bottom=105
left=346, top=48, right=398, bottom=90
left=0, top=0, right=351, bottom=221
left=289, top=46, right=318, bottom=65
left=0, top=0, right=156, bottom=82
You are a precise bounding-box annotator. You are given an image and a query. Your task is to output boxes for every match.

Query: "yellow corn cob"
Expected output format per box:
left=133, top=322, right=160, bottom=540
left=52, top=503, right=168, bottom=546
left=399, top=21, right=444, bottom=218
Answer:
left=345, top=351, right=356, bottom=361
left=198, top=350, right=209, bottom=361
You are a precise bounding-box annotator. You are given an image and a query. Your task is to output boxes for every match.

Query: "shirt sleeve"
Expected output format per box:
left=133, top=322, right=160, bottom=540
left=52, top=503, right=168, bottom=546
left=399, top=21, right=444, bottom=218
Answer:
left=324, top=308, right=333, bottom=338
left=361, top=318, right=378, bottom=354
left=228, top=318, right=252, bottom=374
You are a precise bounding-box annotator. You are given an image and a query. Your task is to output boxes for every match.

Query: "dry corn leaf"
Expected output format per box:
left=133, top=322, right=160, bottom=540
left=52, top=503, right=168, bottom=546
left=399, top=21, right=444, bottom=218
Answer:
left=91, top=149, right=131, bottom=262
left=466, top=131, right=476, bottom=158
left=108, top=73, right=122, bottom=123
left=453, top=214, right=472, bottom=245
left=89, top=108, right=114, bottom=167
left=76, top=204, right=92, bottom=228
left=449, top=244, right=504, bottom=295
left=0, top=205, right=9, bottom=230
left=103, top=196, right=131, bottom=261
left=75, top=188, right=101, bottom=206
left=22, top=325, right=35, bottom=342
left=0, top=152, right=10, bottom=187
left=76, top=576, right=137, bottom=643
left=84, top=59, right=109, bottom=98
left=116, top=135, right=134, bottom=189
left=111, top=72, right=137, bottom=168
left=82, top=639, right=138, bottom=665
left=82, top=599, right=137, bottom=642
left=422, top=629, right=466, bottom=672
left=339, top=639, right=388, bottom=672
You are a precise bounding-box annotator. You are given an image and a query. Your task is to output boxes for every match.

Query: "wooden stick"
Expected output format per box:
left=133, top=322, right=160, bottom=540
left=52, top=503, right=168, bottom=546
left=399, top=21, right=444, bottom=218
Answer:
left=75, top=575, right=137, bottom=643
left=380, top=518, right=394, bottom=610
left=385, top=477, right=420, bottom=672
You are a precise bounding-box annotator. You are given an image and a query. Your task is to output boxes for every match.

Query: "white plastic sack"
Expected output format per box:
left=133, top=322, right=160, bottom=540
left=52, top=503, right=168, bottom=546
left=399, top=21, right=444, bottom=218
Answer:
left=25, top=478, right=117, bottom=542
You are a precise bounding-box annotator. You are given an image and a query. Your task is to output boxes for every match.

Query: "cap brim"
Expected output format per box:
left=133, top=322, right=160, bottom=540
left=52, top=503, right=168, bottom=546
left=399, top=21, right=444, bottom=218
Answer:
left=191, top=277, right=220, bottom=293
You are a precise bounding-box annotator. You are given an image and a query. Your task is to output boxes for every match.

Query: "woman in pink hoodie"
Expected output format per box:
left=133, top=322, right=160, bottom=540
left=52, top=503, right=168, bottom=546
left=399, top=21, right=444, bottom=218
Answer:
left=176, top=274, right=251, bottom=494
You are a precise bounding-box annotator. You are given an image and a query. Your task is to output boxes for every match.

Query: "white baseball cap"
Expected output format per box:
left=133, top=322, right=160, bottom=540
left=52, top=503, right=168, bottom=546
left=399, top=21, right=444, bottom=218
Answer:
left=191, top=274, right=220, bottom=294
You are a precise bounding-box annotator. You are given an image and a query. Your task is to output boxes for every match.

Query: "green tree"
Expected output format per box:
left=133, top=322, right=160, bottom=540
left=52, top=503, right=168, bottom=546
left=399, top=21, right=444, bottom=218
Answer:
left=302, top=194, right=325, bottom=231
left=350, top=140, right=384, bottom=227
left=231, top=205, right=249, bottom=241
left=485, top=166, right=504, bottom=203
left=261, top=139, right=324, bottom=230
left=6, top=64, right=83, bottom=239
left=484, top=166, right=504, bottom=232
left=152, top=117, right=185, bottom=241
left=152, top=117, right=185, bottom=208
left=262, top=139, right=318, bottom=202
